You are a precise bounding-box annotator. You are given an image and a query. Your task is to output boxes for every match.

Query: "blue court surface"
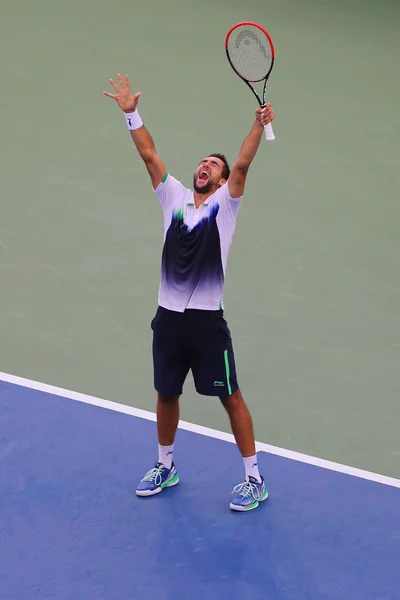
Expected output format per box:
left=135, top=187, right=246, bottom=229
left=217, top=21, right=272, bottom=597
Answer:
left=1, top=376, right=399, bottom=600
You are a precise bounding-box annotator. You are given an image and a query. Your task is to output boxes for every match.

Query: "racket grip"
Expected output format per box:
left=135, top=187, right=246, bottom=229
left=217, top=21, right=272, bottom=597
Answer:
left=264, top=122, right=275, bottom=142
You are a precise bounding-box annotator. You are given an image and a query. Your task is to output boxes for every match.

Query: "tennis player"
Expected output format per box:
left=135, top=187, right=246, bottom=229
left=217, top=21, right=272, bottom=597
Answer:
left=104, top=73, right=275, bottom=511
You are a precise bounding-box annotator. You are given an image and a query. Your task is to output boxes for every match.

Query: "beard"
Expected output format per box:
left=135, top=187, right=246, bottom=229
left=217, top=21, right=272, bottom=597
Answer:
left=193, top=175, right=214, bottom=194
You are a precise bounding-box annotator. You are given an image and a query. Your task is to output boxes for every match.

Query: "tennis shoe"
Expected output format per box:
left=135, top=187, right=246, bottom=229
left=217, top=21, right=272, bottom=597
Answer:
left=136, top=462, right=179, bottom=496
left=230, top=476, right=268, bottom=511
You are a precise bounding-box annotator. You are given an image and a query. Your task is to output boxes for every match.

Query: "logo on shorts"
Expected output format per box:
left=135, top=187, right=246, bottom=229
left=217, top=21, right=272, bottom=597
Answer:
left=213, top=381, right=225, bottom=387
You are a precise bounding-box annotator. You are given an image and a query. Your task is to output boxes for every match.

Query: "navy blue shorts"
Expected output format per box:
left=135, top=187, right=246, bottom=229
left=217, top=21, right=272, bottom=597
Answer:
left=151, top=306, right=239, bottom=397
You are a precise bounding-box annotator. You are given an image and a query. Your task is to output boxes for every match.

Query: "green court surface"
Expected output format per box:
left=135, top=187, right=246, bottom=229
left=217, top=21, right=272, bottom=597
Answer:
left=1, top=0, right=399, bottom=477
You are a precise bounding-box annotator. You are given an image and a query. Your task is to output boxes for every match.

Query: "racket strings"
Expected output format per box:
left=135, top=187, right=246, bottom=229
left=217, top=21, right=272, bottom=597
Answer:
left=227, top=26, right=272, bottom=82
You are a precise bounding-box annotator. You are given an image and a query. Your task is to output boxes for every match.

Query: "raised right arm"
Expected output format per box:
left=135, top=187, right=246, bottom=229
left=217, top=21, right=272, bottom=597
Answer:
left=104, top=73, right=166, bottom=189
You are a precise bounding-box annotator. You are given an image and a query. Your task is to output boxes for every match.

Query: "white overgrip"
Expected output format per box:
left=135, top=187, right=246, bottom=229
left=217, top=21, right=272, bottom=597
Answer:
left=264, top=122, right=275, bottom=142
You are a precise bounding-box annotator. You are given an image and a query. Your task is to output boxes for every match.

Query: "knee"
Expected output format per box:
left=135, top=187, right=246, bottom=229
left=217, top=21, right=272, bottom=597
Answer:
left=220, top=389, right=244, bottom=410
left=158, top=392, right=180, bottom=404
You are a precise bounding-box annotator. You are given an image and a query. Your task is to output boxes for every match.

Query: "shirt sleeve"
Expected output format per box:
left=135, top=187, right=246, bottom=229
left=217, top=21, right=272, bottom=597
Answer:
left=213, top=182, right=242, bottom=221
left=153, top=173, right=189, bottom=212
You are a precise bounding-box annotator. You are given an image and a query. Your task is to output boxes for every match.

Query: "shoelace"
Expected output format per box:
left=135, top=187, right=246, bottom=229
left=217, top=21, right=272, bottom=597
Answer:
left=232, top=479, right=261, bottom=500
left=142, top=464, right=166, bottom=486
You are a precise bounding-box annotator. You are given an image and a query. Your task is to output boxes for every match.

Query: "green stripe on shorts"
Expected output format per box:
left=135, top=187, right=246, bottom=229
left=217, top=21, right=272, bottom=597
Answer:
left=224, top=349, right=232, bottom=395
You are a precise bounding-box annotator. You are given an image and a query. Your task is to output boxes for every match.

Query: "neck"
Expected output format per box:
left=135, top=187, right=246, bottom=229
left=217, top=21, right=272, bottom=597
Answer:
left=193, top=187, right=218, bottom=208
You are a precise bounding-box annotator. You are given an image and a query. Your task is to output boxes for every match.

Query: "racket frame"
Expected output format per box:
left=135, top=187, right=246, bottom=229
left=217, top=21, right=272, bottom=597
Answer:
left=225, top=21, right=275, bottom=141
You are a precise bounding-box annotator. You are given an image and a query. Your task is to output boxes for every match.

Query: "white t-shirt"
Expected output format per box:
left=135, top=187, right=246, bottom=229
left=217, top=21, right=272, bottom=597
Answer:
left=154, top=173, right=242, bottom=312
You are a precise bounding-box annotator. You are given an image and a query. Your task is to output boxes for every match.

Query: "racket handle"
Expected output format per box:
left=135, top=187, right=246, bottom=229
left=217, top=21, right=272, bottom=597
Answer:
left=264, top=122, right=275, bottom=142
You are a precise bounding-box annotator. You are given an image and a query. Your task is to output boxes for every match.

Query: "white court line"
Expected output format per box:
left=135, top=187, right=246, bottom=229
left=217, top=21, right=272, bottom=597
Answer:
left=1, top=370, right=399, bottom=489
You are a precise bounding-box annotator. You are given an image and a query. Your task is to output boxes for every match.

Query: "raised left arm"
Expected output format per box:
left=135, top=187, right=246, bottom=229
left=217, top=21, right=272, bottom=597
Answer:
left=228, top=104, right=275, bottom=199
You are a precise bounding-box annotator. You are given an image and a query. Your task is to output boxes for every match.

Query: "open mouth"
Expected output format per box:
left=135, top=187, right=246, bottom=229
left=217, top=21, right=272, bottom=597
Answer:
left=198, top=169, right=210, bottom=181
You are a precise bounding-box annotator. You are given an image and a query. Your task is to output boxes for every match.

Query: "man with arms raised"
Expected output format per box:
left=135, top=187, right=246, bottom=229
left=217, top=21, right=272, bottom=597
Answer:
left=104, top=73, right=275, bottom=511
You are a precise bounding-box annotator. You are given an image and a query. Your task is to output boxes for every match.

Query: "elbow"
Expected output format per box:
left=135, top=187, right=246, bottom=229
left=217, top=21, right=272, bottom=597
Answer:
left=142, top=150, right=157, bottom=164
left=233, top=162, right=249, bottom=175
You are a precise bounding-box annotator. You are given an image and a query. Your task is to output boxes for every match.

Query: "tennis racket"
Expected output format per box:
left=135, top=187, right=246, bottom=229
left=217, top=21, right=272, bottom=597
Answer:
left=225, top=21, right=275, bottom=141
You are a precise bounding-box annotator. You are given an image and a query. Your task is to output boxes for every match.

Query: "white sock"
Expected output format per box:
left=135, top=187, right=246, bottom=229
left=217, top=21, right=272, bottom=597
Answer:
left=243, top=454, right=262, bottom=483
left=158, top=443, right=174, bottom=469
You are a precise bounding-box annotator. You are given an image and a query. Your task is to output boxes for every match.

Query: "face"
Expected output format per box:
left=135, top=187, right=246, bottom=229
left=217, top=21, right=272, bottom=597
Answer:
left=193, top=156, right=226, bottom=194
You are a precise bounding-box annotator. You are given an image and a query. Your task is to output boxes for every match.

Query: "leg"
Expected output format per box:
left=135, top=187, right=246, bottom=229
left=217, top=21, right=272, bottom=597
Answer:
left=152, top=306, right=189, bottom=459
left=190, top=312, right=268, bottom=511
left=136, top=396, right=180, bottom=497
left=220, top=389, right=256, bottom=458
left=190, top=313, right=256, bottom=458
left=221, top=389, right=268, bottom=511
left=136, top=308, right=188, bottom=498
left=157, top=392, right=180, bottom=446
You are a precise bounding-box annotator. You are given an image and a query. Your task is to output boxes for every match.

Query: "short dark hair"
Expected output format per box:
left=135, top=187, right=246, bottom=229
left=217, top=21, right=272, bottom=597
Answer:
left=208, top=153, right=230, bottom=180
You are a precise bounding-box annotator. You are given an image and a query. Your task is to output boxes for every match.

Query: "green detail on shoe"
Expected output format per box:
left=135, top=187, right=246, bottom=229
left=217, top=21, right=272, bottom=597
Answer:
left=161, top=473, right=179, bottom=489
left=242, top=500, right=259, bottom=510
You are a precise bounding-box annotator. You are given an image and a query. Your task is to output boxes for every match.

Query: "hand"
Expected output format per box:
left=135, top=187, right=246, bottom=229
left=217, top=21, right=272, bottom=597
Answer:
left=256, top=104, right=275, bottom=126
left=103, top=73, right=141, bottom=113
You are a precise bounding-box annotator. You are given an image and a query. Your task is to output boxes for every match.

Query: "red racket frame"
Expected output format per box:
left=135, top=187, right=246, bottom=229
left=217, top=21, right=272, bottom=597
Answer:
left=225, top=21, right=275, bottom=107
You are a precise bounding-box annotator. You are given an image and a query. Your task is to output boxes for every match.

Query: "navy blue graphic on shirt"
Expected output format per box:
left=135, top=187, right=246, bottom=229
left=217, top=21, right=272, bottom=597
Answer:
left=161, top=204, right=223, bottom=299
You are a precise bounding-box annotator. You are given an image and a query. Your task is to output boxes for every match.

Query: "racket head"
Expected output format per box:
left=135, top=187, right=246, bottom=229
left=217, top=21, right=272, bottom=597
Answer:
left=225, top=21, right=275, bottom=83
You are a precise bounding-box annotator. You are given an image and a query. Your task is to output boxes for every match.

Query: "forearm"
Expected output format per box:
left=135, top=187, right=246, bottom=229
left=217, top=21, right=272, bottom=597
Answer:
left=104, top=74, right=166, bottom=188
left=235, top=120, right=264, bottom=170
left=125, top=110, right=166, bottom=188
left=129, top=124, right=157, bottom=163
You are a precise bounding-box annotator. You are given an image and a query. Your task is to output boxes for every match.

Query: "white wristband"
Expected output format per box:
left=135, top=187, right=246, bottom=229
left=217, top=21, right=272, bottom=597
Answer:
left=125, top=110, right=143, bottom=130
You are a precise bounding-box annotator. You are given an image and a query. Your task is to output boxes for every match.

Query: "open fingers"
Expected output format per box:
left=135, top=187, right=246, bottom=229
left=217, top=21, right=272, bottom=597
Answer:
left=117, top=73, right=125, bottom=90
left=125, top=74, right=131, bottom=94
left=109, top=78, right=119, bottom=93
left=103, top=91, right=117, bottom=99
